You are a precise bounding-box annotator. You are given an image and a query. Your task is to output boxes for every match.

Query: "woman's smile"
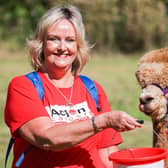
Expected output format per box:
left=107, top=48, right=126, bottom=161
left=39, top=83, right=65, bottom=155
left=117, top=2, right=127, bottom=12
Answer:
left=43, top=18, right=77, bottom=71
left=53, top=51, right=71, bottom=58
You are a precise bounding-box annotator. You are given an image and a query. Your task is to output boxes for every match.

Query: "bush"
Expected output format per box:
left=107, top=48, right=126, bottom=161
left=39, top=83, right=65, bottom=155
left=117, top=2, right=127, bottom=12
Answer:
left=114, top=0, right=167, bottom=52
left=0, top=0, right=168, bottom=53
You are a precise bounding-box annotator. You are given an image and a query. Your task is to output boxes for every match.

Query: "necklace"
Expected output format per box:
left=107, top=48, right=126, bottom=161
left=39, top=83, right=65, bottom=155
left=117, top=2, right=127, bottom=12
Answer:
left=54, top=80, right=77, bottom=115
left=54, top=81, right=74, bottom=107
left=50, top=75, right=74, bottom=104
left=53, top=78, right=77, bottom=115
left=44, top=73, right=76, bottom=114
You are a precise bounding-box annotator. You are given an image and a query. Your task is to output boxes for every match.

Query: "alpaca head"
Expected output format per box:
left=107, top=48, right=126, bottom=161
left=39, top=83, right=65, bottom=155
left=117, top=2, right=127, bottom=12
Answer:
left=139, top=84, right=167, bottom=120
left=136, top=48, right=168, bottom=121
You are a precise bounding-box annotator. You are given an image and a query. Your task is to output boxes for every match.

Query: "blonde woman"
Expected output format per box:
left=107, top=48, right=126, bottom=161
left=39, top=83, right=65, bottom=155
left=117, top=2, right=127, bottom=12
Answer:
left=5, top=5, right=140, bottom=168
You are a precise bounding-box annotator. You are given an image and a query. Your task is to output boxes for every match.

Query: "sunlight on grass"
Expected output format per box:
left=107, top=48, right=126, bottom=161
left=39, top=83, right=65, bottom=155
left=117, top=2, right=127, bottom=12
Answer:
left=0, top=49, right=153, bottom=167
left=0, top=49, right=31, bottom=167
left=83, top=53, right=149, bottom=120
left=119, top=121, right=153, bottom=149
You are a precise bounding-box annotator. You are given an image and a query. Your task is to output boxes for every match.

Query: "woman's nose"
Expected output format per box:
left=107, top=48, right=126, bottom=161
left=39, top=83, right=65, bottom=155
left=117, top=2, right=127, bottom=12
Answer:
left=57, top=40, right=66, bottom=51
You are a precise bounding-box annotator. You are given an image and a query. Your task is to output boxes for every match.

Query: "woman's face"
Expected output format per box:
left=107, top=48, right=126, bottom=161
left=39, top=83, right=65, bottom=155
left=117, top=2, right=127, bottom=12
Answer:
left=43, top=18, right=78, bottom=72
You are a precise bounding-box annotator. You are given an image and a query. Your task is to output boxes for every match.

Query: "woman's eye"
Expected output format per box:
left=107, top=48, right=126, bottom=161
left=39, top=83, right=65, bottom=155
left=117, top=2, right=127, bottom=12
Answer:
left=47, top=37, right=59, bottom=41
left=66, top=38, right=75, bottom=42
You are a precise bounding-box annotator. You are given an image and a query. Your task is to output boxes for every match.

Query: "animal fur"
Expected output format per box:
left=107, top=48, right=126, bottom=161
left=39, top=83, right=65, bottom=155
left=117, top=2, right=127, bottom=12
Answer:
left=136, top=48, right=168, bottom=89
left=135, top=48, right=168, bottom=167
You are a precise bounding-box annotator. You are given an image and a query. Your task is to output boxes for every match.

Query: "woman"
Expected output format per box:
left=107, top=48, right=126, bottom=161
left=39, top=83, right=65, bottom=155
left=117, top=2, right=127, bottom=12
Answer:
left=5, top=5, right=141, bottom=168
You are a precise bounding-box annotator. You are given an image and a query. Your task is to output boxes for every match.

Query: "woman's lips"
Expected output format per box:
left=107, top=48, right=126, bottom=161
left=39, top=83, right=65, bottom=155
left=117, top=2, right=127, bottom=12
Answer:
left=54, top=53, right=70, bottom=58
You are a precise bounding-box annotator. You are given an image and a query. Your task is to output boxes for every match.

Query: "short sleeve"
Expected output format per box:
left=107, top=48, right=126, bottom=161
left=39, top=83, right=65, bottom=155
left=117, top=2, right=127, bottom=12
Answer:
left=96, top=128, right=123, bottom=148
left=4, top=75, right=49, bottom=136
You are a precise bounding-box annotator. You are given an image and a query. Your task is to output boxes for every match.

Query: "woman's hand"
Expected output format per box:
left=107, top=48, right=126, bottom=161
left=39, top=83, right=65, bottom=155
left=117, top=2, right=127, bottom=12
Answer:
left=96, top=111, right=141, bottom=132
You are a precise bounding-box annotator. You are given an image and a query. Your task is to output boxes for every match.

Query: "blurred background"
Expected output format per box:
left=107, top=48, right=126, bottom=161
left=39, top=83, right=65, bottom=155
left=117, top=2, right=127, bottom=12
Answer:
left=1, top=0, right=168, bottom=51
left=1, top=0, right=168, bottom=167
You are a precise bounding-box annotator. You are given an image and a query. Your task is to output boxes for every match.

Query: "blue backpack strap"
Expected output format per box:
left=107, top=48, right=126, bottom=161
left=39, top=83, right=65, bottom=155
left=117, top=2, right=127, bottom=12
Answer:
left=15, top=146, right=34, bottom=168
left=5, top=71, right=44, bottom=168
left=25, top=71, right=44, bottom=100
left=5, top=138, right=15, bottom=168
left=14, top=71, right=44, bottom=167
left=79, top=75, right=101, bottom=111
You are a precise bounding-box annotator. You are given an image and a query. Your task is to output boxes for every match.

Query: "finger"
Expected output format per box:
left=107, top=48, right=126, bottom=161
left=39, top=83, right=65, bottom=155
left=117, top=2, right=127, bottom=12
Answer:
left=125, top=122, right=136, bottom=130
left=118, top=120, right=135, bottom=132
left=125, top=117, right=142, bottom=128
left=118, top=124, right=135, bottom=132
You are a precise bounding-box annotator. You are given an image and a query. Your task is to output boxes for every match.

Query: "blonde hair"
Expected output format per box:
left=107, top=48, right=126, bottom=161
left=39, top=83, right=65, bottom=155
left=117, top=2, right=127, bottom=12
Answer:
left=26, top=5, right=90, bottom=75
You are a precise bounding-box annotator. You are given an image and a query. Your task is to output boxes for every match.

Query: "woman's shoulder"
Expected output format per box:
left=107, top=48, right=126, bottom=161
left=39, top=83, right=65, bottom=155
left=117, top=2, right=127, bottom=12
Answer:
left=10, top=74, right=27, bottom=83
left=9, top=73, right=32, bottom=88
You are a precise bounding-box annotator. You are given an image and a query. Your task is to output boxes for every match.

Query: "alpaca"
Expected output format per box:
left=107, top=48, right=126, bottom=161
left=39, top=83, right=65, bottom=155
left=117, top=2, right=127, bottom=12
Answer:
left=139, top=84, right=168, bottom=148
left=135, top=48, right=168, bottom=167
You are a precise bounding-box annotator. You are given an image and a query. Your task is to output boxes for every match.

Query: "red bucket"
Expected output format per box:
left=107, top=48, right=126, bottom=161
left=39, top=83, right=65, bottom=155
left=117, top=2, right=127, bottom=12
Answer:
left=109, top=147, right=168, bottom=168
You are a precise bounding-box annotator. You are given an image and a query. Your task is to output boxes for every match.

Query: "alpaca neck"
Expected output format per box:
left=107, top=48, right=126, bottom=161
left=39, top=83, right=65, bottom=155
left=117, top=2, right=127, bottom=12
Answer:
left=152, top=118, right=168, bottom=148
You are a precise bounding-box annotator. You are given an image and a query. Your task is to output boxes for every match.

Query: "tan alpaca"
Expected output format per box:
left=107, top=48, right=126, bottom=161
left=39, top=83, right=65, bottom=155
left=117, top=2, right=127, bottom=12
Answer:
left=135, top=48, right=168, bottom=167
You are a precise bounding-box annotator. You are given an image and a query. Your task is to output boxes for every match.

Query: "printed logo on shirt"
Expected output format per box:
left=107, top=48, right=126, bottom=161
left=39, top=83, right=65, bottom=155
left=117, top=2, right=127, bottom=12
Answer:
left=45, top=101, right=93, bottom=123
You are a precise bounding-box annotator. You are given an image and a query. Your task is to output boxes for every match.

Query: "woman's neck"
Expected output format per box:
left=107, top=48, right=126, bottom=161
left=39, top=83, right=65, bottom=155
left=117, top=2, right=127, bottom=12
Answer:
left=41, top=67, right=74, bottom=88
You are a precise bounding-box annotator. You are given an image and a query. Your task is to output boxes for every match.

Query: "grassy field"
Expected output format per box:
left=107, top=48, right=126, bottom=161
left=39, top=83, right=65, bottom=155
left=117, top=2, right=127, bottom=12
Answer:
left=0, top=48, right=153, bottom=167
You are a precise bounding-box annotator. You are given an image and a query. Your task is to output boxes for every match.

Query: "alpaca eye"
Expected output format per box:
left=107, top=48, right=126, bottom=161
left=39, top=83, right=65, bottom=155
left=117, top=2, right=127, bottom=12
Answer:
left=146, top=97, right=154, bottom=102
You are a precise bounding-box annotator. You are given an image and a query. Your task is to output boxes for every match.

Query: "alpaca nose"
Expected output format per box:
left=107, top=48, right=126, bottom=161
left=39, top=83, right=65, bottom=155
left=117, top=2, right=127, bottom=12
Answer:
left=139, top=96, right=154, bottom=105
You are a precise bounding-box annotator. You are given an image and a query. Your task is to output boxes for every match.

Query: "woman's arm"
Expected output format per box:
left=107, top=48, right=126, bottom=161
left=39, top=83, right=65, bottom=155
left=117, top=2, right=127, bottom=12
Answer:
left=18, top=111, right=141, bottom=151
left=18, top=116, right=98, bottom=151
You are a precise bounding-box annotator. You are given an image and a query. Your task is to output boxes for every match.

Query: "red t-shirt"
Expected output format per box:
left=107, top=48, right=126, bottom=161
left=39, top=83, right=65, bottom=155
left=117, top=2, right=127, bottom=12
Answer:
left=5, top=71, right=123, bottom=168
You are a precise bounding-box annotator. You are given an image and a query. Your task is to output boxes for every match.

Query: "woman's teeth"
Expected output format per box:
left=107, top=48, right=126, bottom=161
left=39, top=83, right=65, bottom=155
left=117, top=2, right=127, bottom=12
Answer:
left=54, top=53, right=70, bottom=57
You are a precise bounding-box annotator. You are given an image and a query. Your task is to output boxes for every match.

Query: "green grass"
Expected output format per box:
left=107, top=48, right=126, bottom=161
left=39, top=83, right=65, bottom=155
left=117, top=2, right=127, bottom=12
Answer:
left=83, top=53, right=153, bottom=149
left=0, top=49, right=31, bottom=167
left=0, top=49, right=153, bottom=167
left=83, top=53, right=149, bottom=120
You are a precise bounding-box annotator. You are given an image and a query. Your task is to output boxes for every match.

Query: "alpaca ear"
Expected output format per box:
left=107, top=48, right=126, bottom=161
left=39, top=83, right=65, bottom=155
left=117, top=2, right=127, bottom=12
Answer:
left=135, top=70, right=144, bottom=88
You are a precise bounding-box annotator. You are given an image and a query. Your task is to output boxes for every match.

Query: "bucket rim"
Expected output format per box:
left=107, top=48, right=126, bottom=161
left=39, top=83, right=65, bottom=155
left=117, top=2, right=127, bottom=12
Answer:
left=109, top=147, right=168, bottom=165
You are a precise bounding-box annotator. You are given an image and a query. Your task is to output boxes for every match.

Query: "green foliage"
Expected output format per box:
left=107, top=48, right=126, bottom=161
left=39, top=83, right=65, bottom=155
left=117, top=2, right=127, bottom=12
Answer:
left=77, top=0, right=119, bottom=50
left=0, top=0, right=50, bottom=43
left=115, top=0, right=167, bottom=52
left=1, top=0, right=168, bottom=52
